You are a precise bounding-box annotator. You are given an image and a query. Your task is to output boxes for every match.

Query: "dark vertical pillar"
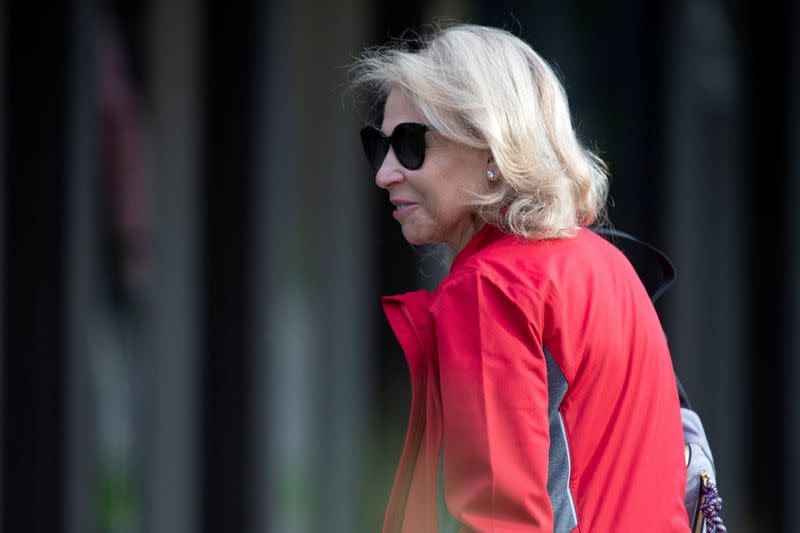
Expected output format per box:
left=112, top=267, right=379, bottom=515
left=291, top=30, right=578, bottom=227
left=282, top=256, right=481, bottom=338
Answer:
left=614, top=0, right=668, bottom=245
left=63, top=0, right=96, bottom=531
left=144, top=1, right=204, bottom=531
left=737, top=1, right=792, bottom=529
left=2, top=2, right=70, bottom=532
left=661, top=0, right=749, bottom=525
left=199, top=1, right=255, bottom=532
left=249, top=0, right=373, bottom=530
left=0, top=0, right=6, bottom=525
left=787, top=0, right=800, bottom=528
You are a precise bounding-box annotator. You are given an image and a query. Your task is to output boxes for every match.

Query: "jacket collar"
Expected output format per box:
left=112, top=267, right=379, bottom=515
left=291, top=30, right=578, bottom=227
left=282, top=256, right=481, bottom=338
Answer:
left=381, top=224, right=509, bottom=322
left=449, top=223, right=508, bottom=273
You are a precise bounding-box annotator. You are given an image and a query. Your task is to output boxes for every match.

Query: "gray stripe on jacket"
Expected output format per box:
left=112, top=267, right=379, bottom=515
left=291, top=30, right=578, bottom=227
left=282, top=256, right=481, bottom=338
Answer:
left=435, top=345, right=579, bottom=532
left=545, top=345, right=578, bottom=532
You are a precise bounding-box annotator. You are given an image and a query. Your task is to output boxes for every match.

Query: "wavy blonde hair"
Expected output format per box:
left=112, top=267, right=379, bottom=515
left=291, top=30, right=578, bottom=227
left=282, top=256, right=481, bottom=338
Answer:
left=351, top=23, right=609, bottom=239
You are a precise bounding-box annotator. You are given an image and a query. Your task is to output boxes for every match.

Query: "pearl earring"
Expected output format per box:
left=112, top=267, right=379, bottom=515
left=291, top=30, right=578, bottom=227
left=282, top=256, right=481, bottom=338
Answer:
left=486, top=170, right=496, bottom=180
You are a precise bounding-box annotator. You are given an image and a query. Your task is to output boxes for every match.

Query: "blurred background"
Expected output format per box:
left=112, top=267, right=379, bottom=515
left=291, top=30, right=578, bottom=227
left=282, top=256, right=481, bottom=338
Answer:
left=2, top=0, right=798, bottom=532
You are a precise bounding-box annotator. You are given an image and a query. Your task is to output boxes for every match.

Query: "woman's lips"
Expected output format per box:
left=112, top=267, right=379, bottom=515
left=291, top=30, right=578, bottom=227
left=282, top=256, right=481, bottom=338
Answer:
left=392, top=203, right=418, bottom=220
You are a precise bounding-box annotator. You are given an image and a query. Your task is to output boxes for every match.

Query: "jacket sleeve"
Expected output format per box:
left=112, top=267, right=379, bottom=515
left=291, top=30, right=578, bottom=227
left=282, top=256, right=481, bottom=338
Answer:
left=431, top=271, right=553, bottom=532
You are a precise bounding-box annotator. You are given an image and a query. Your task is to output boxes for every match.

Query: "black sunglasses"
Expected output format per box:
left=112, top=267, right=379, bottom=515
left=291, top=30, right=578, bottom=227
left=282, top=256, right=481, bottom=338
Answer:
left=359, top=122, right=430, bottom=172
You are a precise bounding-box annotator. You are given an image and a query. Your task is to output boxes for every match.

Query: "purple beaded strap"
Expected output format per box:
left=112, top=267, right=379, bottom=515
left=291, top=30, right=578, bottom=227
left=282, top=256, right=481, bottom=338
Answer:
left=700, top=472, right=727, bottom=533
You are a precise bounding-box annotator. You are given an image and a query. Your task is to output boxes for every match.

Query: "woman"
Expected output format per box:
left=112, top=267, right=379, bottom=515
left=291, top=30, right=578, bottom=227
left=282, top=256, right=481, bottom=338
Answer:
left=353, top=24, right=689, bottom=532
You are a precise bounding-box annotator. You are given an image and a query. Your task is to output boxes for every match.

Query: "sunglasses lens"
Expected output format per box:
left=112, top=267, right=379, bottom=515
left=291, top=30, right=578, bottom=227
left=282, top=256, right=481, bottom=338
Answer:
left=360, top=123, right=428, bottom=172
left=392, top=123, right=426, bottom=170
left=360, top=127, right=388, bottom=172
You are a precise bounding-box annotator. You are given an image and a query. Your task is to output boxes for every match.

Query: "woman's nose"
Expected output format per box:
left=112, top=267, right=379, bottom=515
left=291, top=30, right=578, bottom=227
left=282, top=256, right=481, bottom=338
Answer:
left=374, top=148, right=405, bottom=189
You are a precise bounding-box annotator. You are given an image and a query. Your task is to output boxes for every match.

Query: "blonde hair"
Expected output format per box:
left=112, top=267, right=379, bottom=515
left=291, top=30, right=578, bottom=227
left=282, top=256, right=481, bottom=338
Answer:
left=351, top=23, right=609, bottom=239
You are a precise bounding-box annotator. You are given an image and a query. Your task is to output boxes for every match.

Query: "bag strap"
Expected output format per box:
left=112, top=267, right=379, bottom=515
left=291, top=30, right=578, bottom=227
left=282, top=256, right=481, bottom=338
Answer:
left=590, top=226, right=676, bottom=303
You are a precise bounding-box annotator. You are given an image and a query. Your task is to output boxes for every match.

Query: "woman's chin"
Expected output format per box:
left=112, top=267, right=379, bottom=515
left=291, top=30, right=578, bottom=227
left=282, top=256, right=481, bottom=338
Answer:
left=402, top=233, right=426, bottom=246
left=401, top=225, right=431, bottom=246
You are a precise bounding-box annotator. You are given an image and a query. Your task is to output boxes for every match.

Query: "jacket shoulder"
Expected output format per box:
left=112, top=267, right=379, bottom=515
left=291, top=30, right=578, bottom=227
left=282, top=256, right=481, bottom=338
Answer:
left=431, top=257, right=550, bottom=321
left=444, top=231, right=576, bottom=292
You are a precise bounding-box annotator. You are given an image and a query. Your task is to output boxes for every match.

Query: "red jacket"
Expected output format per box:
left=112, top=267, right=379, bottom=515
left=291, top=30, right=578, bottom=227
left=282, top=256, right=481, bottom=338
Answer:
left=382, top=224, right=689, bottom=532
